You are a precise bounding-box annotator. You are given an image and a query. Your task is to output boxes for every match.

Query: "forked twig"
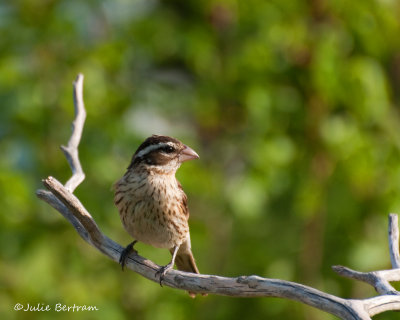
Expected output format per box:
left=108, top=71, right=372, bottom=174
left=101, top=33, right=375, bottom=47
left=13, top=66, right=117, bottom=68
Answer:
left=61, top=73, right=86, bottom=193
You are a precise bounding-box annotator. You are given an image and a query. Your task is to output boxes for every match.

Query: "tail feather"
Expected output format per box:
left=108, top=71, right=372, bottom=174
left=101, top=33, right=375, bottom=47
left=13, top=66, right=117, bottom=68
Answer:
left=172, top=247, right=200, bottom=274
left=170, top=236, right=205, bottom=297
left=169, top=236, right=200, bottom=274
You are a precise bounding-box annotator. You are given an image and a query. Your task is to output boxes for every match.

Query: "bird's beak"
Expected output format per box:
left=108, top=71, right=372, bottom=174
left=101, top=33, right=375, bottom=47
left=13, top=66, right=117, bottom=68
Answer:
left=179, top=145, right=200, bottom=162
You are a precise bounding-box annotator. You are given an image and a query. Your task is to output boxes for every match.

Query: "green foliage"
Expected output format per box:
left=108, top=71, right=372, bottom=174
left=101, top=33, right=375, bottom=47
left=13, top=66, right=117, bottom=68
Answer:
left=1, top=0, right=400, bottom=319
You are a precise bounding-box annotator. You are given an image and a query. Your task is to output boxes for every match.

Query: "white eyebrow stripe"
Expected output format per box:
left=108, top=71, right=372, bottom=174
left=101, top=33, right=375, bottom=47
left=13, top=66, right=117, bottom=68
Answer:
left=136, top=142, right=175, bottom=158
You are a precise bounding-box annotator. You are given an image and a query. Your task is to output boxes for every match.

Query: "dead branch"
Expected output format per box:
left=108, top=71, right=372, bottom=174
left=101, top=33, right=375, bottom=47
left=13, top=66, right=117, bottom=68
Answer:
left=389, top=213, right=400, bottom=268
left=36, top=74, right=400, bottom=320
left=61, top=73, right=86, bottom=193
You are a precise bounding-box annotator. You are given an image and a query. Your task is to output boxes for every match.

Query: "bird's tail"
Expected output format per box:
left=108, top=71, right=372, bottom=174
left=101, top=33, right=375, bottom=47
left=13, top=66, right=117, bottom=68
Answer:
left=170, top=236, right=200, bottom=274
left=170, top=236, right=205, bottom=297
left=173, top=247, right=200, bottom=274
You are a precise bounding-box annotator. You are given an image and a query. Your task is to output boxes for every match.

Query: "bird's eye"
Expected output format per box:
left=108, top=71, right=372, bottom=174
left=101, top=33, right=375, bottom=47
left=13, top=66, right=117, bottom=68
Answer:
left=164, top=145, right=175, bottom=153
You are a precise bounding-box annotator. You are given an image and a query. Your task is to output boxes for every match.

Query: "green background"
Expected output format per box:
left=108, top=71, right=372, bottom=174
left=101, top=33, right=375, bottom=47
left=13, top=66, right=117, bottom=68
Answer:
left=1, top=0, right=400, bottom=319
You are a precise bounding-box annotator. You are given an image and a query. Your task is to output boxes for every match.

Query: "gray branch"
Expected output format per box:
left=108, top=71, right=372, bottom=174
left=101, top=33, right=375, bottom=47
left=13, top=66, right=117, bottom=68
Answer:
left=332, top=265, right=400, bottom=295
left=61, top=73, right=86, bottom=193
left=36, top=74, right=400, bottom=320
left=389, top=213, right=400, bottom=268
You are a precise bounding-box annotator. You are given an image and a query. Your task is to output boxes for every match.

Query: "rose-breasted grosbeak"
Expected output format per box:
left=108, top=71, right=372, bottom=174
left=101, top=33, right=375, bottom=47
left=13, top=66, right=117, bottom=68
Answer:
left=114, top=135, right=200, bottom=296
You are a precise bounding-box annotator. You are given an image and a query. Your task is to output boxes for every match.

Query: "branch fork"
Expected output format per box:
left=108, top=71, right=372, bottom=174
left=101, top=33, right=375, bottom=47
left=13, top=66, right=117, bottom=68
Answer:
left=36, top=74, right=400, bottom=320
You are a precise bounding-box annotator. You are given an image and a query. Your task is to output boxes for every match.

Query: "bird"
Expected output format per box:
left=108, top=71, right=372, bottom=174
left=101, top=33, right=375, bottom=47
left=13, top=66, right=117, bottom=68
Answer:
left=114, top=135, right=201, bottom=296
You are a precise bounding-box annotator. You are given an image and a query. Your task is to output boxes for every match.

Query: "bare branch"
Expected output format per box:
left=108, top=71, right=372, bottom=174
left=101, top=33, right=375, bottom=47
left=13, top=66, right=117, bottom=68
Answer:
left=389, top=213, right=400, bottom=268
left=61, top=73, right=86, bottom=193
left=37, top=176, right=373, bottom=320
left=36, top=189, right=90, bottom=244
left=42, top=176, right=104, bottom=248
left=332, top=265, right=399, bottom=295
left=364, top=295, right=400, bottom=317
left=36, top=74, right=400, bottom=320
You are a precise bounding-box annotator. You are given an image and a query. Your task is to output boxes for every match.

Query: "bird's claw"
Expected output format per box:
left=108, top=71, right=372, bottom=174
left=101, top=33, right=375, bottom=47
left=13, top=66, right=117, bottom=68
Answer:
left=155, top=263, right=173, bottom=287
left=119, top=241, right=138, bottom=271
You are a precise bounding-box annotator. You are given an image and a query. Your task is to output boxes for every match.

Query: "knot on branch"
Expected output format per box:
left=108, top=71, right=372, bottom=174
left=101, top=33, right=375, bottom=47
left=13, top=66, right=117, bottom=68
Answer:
left=236, top=275, right=262, bottom=289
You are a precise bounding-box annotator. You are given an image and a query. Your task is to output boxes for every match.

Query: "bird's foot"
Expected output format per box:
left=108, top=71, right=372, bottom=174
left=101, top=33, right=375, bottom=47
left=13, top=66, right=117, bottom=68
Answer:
left=119, top=240, right=138, bottom=271
left=155, top=262, right=174, bottom=287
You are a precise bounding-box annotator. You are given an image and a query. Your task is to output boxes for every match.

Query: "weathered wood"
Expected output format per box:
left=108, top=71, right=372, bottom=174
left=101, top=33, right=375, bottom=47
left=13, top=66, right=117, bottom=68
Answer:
left=332, top=265, right=400, bottom=295
left=61, top=73, right=86, bottom=193
left=389, top=213, right=400, bottom=268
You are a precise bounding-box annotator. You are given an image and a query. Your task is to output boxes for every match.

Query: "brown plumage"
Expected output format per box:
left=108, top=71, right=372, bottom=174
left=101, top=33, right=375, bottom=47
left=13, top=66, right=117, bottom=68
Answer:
left=114, top=135, right=201, bottom=296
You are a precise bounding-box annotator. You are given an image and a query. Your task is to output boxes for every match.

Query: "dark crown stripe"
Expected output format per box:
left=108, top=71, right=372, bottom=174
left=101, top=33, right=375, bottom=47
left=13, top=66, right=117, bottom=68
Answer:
left=127, top=135, right=181, bottom=169
left=134, top=135, right=180, bottom=156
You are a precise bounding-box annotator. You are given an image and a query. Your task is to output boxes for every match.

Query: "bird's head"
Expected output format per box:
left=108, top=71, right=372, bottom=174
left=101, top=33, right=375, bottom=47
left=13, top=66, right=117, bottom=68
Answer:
left=128, top=135, right=199, bottom=174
